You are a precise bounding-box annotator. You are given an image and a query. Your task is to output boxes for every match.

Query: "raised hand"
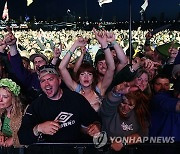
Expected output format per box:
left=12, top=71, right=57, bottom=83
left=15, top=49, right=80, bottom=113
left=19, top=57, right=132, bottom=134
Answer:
left=80, top=46, right=87, bottom=55
left=114, top=82, right=138, bottom=95
left=4, top=26, right=17, bottom=46
left=73, top=36, right=88, bottom=48
left=53, top=44, right=62, bottom=59
left=93, top=28, right=108, bottom=47
left=145, top=31, right=153, bottom=39
left=106, top=31, right=116, bottom=43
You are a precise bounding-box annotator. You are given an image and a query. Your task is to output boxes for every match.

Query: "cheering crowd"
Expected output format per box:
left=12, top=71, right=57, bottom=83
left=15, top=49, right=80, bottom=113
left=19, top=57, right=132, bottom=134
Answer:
left=0, top=26, right=180, bottom=154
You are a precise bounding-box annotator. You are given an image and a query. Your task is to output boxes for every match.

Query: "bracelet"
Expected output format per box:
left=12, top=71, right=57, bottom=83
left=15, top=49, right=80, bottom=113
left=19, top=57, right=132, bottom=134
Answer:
left=111, top=40, right=117, bottom=46
left=101, top=45, right=109, bottom=51
left=67, top=50, right=73, bottom=56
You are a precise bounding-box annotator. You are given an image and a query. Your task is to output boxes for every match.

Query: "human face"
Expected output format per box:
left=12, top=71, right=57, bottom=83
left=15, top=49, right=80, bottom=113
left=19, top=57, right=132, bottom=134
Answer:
left=0, top=88, right=12, bottom=109
left=134, top=73, right=148, bottom=91
left=96, top=60, right=107, bottom=76
left=119, top=96, right=135, bottom=115
left=33, top=57, right=47, bottom=72
left=79, top=71, right=93, bottom=88
left=153, top=78, right=170, bottom=93
left=22, top=59, right=30, bottom=70
left=40, top=74, right=61, bottom=100
left=168, top=47, right=178, bottom=58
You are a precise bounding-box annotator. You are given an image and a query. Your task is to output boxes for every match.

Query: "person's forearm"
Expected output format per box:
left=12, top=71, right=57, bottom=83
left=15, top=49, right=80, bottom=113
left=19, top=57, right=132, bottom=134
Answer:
left=74, top=53, right=84, bottom=73
left=113, top=42, right=128, bottom=65
left=104, top=47, right=115, bottom=71
left=9, top=44, right=18, bottom=56
left=51, top=57, right=59, bottom=65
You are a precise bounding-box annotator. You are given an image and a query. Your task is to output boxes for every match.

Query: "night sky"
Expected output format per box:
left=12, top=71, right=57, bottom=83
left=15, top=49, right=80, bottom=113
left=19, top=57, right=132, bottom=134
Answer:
left=0, top=0, right=179, bottom=21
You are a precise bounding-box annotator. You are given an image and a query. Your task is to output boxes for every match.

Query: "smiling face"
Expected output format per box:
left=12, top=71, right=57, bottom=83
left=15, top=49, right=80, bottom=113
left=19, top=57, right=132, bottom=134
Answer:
left=168, top=47, right=179, bottom=59
left=96, top=60, right=107, bottom=76
left=134, top=72, right=149, bottom=91
left=0, top=87, right=12, bottom=109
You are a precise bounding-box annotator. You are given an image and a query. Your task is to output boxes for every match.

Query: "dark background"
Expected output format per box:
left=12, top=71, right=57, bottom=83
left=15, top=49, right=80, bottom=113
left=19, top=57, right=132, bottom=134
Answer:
left=0, top=0, right=179, bottom=22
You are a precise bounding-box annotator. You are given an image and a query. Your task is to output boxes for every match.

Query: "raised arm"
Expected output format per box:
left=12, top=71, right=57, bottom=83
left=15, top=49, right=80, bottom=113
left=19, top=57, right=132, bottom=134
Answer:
left=4, top=27, right=18, bottom=56
left=51, top=44, right=62, bottom=66
left=59, top=37, right=87, bottom=90
left=107, top=31, right=128, bottom=72
left=73, top=46, right=87, bottom=73
left=93, top=28, right=115, bottom=96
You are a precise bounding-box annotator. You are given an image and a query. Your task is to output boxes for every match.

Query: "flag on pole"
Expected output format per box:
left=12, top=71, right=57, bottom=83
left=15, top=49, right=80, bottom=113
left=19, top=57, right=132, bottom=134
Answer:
left=27, top=0, right=33, bottom=6
left=140, top=0, right=148, bottom=13
left=2, top=1, right=9, bottom=21
left=98, top=0, right=112, bottom=7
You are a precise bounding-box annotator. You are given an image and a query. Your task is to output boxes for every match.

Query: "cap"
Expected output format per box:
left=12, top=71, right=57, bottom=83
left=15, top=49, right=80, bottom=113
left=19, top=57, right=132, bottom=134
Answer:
left=38, top=65, right=59, bottom=79
left=155, top=42, right=180, bottom=58
left=29, top=53, right=48, bottom=63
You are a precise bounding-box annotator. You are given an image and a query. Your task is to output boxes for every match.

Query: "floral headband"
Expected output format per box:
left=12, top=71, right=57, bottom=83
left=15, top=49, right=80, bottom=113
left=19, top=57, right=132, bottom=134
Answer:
left=0, top=78, right=20, bottom=96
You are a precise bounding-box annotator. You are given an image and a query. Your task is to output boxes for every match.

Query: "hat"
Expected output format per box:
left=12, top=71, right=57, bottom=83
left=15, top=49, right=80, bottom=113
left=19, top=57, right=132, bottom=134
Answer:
left=94, top=49, right=105, bottom=65
left=156, top=42, right=180, bottom=58
left=0, top=78, right=20, bottom=96
left=29, top=53, right=48, bottom=63
left=38, top=65, right=59, bottom=79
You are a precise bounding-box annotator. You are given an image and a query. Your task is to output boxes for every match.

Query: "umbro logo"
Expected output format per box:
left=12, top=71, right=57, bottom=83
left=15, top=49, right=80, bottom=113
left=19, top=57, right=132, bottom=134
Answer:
left=55, top=112, right=73, bottom=123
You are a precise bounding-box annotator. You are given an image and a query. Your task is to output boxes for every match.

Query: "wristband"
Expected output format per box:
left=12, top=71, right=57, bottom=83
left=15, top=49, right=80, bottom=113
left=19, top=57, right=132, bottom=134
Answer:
left=101, top=45, right=109, bottom=51
left=67, top=50, right=73, bottom=56
left=111, top=41, right=117, bottom=46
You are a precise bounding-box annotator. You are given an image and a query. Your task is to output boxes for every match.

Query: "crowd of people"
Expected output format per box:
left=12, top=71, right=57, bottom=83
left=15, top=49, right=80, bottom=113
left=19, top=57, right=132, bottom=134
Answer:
left=0, top=27, right=179, bottom=63
left=0, top=26, right=180, bottom=154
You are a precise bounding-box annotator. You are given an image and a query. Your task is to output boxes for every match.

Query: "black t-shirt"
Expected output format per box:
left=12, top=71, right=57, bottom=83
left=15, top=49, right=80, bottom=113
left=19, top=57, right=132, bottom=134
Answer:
left=18, top=89, right=100, bottom=145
